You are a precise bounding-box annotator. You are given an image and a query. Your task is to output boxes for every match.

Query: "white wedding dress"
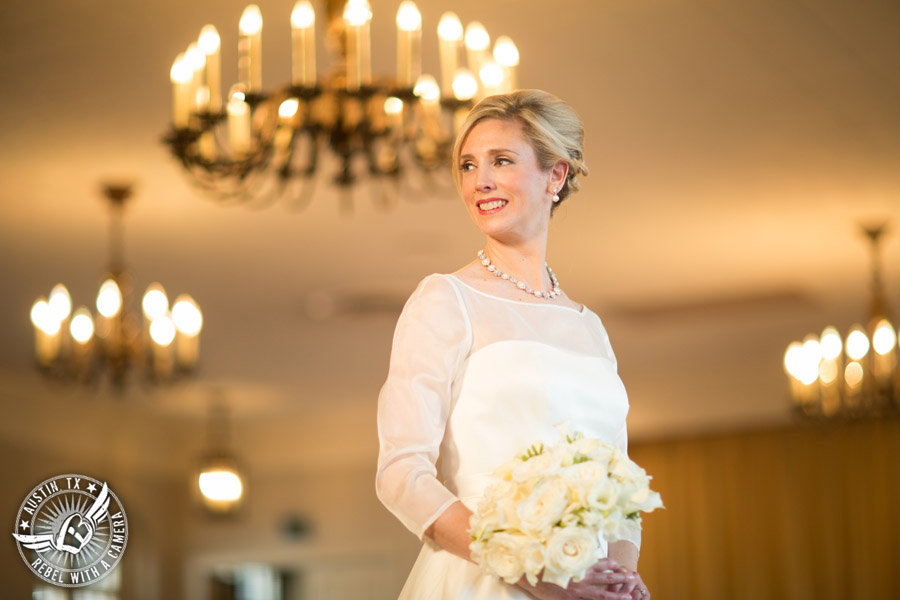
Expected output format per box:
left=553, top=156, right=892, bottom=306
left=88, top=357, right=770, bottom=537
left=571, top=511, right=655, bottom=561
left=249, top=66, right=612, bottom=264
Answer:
left=376, top=274, right=639, bottom=600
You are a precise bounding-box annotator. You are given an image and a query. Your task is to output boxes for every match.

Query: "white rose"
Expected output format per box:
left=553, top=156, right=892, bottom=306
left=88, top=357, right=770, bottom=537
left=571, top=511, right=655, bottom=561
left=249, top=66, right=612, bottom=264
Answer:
left=476, top=480, right=524, bottom=530
left=516, top=476, right=571, bottom=535
left=542, top=527, right=599, bottom=588
left=477, top=532, right=539, bottom=584
left=559, top=461, right=603, bottom=507
left=563, top=460, right=608, bottom=481
left=511, top=451, right=560, bottom=482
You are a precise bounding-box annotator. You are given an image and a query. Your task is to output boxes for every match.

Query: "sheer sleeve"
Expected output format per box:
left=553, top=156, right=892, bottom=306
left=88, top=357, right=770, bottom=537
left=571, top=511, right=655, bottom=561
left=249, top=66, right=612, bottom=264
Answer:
left=375, top=274, right=472, bottom=539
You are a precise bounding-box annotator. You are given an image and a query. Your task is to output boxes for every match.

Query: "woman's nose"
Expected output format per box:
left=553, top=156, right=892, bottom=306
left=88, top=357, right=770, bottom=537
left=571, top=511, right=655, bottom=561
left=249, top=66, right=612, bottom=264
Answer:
left=475, top=169, right=495, bottom=191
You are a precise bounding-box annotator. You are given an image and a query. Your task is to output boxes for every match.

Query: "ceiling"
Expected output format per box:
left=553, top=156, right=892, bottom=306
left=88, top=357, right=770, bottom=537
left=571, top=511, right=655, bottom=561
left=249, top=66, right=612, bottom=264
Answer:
left=1, top=0, right=898, bottom=470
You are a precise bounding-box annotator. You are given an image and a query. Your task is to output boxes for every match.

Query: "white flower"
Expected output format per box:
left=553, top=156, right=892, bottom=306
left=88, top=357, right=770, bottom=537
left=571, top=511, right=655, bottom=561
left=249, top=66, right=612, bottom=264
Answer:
left=471, top=430, right=663, bottom=590
left=511, top=451, right=560, bottom=482
left=609, top=450, right=648, bottom=483
left=602, top=509, right=641, bottom=543
left=542, top=527, right=599, bottom=588
left=571, top=437, right=614, bottom=464
left=586, top=477, right=619, bottom=512
left=476, top=532, right=538, bottom=584
left=619, top=484, right=663, bottom=515
left=474, top=480, right=522, bottom=534
left=516, top=476, right=571, bottom=536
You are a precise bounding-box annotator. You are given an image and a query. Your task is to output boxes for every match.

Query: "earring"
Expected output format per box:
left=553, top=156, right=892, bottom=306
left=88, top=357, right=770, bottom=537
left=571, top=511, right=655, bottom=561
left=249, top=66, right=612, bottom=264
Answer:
left=551, top=188, right=560, bottom=203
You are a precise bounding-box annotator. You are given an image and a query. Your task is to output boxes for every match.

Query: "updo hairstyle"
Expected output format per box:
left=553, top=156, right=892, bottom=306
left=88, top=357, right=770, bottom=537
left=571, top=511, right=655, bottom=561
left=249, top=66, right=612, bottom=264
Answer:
left=451, top=89, right=589, bottom=212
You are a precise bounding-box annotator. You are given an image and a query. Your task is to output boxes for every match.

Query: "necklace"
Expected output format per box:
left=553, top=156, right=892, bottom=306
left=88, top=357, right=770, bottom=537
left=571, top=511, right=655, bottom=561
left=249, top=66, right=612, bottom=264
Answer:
left=477, top=250, right=561, bottom=300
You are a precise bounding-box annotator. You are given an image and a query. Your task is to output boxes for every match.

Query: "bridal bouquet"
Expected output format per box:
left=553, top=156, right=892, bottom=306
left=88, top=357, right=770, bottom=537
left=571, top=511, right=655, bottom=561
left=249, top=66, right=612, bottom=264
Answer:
left=469, top=429, right=663, bottom=588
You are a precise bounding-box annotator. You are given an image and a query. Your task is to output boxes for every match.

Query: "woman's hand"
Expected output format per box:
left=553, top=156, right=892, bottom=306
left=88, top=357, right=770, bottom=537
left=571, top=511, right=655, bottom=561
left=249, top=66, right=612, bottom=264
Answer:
left=625, top=571, right=649, bottom=600
left=604, top=566, right=650, bottom=600
left=517, top=559, right=635, bottom=600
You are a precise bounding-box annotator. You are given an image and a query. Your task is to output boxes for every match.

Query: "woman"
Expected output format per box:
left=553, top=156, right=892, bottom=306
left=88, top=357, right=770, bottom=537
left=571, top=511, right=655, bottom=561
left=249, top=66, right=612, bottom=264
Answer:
left=376, top=90, right=650, bottom=600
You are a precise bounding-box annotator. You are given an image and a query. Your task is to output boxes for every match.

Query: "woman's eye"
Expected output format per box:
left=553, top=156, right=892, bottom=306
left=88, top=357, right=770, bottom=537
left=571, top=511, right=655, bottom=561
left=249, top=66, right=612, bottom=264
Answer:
left=460, top=162, right=474, bottom=172
left=496, top=157, right=512, bottom=166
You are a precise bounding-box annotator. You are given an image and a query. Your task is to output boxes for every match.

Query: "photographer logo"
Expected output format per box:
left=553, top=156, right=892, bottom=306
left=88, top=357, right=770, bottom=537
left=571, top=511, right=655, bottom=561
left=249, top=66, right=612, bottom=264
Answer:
left=11, top=474, right=128, bottom=587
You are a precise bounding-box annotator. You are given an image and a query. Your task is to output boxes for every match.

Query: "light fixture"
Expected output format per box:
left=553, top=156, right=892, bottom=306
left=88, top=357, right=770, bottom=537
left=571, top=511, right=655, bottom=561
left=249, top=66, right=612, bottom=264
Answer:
left=30, top=183, right=203, bottom=385
left=784, top=224, right=898, bottom=418
left=164, top=0, right=519, bottom=208
left=198, top=401, right=245, bottom=515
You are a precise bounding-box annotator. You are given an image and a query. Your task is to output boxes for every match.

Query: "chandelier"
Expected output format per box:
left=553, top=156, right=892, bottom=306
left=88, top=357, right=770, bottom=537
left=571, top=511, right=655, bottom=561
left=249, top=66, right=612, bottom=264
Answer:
left=164, top=0, right=520, bottom=207
left=784, top=224, right=898, bottom=418
left=29, top=183, right=203, bottom=386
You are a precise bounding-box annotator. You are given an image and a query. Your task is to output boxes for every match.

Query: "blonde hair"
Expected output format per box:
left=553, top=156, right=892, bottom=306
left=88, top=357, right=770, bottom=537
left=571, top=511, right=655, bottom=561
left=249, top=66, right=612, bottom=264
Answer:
left=451, top=89, right=589, bottom=210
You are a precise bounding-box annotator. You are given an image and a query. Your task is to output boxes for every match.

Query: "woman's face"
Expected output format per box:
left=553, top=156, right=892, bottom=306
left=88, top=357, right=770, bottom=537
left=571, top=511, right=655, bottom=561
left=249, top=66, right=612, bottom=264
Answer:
left=458, top=118, right=562, bottom=245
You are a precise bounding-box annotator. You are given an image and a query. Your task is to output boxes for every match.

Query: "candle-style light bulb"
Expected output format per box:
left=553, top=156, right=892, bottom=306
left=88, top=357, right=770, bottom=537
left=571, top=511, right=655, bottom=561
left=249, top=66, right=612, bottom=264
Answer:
left=239, top=5, right=263, bottom=92
left=48, top=284, right=72, bottom=323
left=150, top=314, right=177, bottom=347
left=227, top=92, right=252, bottom=156
left=70, top=307, right=95, bottom=344
left=493, top=36, right=519, bottom=91
left=452, top=69, right=478, bottom=101
left=170, top=53, right=193, bottom=128
left=438, top=12, right=464, bottom=96
left=172, top=294, right=202, bottom=369
left=344, top=0, right=373, bottom=90
left=438, top=12, right=463, bottom=41
left=396, top=1, right=422, bottom=88
left=31, top=297, right=61, bottom=366
left=413, top=74, right=440, bottom=104
left=846, top=326, right=870, bottom=361
left=239, top=5, right=263, bottom=35
left=31, top=298, right=59, bottom=335
left=96, top=279, right=122, bottom=318
left=464, top=21, right=490, bottom=80
left=278, top=98, right=300, bottom=120
left=198, top=25, right=222, bottom=112
left=478, top=60, right=505, bottom=98
left=172, top=296, right=203, bottom=336
left=291, top=1, right=316, bottom=86
left=142, top=283, right=169, bottom=321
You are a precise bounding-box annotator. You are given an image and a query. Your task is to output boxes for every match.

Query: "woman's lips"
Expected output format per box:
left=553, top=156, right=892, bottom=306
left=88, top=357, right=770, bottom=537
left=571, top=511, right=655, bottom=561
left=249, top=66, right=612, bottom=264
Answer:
left=477, top=199, right=508, bottom=213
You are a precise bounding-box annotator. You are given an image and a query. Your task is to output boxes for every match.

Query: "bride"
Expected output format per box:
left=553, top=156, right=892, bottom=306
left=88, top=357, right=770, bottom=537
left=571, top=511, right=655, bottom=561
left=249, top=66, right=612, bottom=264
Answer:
left=376, top=90, right=650, bottom=600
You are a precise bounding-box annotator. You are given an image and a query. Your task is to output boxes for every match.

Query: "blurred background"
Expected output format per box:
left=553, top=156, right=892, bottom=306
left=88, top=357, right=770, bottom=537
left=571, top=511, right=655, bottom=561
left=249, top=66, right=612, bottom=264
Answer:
left=0, top=0, right=898, bottom=598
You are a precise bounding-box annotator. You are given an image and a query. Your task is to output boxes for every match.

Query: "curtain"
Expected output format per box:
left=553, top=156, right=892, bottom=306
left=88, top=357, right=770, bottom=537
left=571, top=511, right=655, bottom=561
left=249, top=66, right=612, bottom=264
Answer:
left=630, top=418, right=900, bottom=600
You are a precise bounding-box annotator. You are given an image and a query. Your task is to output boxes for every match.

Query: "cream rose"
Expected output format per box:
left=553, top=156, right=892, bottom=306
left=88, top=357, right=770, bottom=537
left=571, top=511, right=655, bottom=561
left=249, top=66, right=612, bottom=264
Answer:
left=542, top=527, right=599, bottom=587
left=477, top=532, right=537, bottom=584
left=516, top=476, right=571, bottom=535
left=511, top=451, right=559, bottom=482
left=475, top=480, right=523, bottom=532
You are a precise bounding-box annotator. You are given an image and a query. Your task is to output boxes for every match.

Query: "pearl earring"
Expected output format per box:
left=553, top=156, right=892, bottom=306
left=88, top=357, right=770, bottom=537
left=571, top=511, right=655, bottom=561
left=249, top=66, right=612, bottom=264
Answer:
left=551, top=188, right=560, bottom=203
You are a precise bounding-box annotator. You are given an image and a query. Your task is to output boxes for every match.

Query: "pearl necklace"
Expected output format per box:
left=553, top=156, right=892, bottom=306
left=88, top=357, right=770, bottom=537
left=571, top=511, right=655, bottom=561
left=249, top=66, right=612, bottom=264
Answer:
left=478, top=250, right=561, bottom=300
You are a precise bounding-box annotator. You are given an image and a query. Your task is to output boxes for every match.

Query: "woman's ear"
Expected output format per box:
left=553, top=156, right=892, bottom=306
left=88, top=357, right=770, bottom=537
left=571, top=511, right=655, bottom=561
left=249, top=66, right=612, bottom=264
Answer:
left=549, top=160, right=568, bottom=191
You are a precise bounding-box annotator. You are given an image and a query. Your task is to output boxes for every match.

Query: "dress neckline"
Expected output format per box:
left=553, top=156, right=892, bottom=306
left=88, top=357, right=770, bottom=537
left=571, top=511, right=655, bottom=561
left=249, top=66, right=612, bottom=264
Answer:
left=445, top=274, right=588, bottom=315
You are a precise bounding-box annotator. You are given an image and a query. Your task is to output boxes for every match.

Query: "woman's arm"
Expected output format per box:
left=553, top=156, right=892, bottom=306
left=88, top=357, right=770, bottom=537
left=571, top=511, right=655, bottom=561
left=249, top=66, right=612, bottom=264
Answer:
left=608, top=541, right=652, bottom=600
left=423, top=500, right=473, bottom=560
left=608, top=541, right=638, bottom=571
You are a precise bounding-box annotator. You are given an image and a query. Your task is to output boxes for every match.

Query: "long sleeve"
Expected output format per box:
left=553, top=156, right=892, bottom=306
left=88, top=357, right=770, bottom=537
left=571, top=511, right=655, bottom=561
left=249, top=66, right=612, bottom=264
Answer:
left=375, top=274, right=472, bottom=539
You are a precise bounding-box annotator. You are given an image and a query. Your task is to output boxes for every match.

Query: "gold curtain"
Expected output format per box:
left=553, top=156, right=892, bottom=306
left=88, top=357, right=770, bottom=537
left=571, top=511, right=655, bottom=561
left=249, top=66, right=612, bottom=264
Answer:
left=630, top=418, right=900, bottom=600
